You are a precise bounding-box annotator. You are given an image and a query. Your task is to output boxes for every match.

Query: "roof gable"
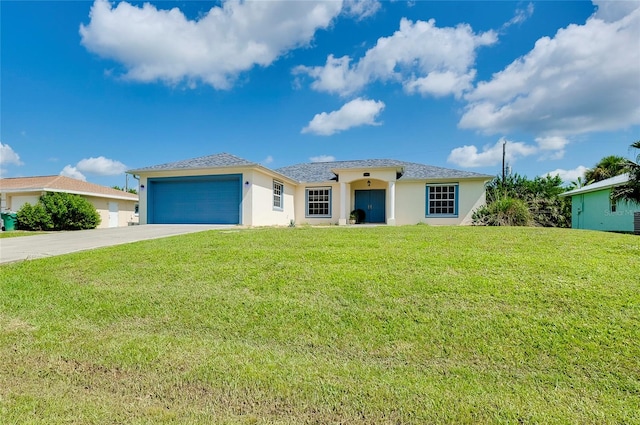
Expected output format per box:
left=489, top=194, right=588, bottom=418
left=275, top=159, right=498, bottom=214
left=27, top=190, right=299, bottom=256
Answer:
left=0, top=176, right=138, bottom=201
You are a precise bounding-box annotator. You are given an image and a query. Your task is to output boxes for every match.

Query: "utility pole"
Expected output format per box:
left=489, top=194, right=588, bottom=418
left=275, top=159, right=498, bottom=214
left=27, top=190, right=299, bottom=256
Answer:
left=502, top=139, right=506, bottom=185
left=502, top=140, right=507, bottom=198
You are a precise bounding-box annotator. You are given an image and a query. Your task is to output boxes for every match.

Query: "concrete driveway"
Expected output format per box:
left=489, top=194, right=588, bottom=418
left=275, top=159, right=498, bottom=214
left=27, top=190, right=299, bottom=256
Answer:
left=0, top=225, right=234, bottom=264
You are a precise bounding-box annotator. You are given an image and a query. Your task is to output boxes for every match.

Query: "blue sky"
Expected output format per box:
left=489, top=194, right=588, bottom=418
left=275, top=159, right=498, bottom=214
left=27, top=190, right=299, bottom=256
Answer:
left=1, top=0, right=639, bottom=189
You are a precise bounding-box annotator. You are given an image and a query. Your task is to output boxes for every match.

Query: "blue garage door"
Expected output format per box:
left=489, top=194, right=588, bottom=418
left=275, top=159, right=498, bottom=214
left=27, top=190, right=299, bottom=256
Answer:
left=148, top=174, right=241, bottom=224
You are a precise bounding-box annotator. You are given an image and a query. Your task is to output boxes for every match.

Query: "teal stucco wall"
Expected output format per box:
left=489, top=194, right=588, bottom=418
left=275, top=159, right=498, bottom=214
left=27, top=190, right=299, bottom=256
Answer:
left=571, top=189, right=638, bottom=232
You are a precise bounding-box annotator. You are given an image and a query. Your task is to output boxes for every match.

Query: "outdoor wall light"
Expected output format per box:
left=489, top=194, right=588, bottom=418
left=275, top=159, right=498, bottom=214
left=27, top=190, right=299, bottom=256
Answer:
left=367, top=180, right=371, bottom=187
left=140, top=184, right=145, bottom=191
left=245, top=181, right=250, bottom=186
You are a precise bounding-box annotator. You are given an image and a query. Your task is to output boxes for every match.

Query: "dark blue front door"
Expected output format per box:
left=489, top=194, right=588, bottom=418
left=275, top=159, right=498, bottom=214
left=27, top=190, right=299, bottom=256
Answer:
left=354, top=189, right=386, bottom=223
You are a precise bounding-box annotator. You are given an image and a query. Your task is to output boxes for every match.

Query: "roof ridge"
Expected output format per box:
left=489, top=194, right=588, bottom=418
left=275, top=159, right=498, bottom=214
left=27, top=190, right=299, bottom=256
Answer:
left=128, top=152, right=258, bottom=172
left=0, top=175, right=138, bottom=200
left=278, top=158, right=393, bottom=167
left=0, top=175, right=60, bottom=180
left=51, top=175, right=66, bottom=185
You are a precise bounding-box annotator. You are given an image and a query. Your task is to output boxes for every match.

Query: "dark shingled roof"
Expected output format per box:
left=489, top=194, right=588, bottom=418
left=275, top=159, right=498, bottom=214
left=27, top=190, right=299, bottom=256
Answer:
left=128, top=153, right=492, bottom=183
left=276, top=159, right=492, bottom=183
left=128, top=153, right=256, bottom=173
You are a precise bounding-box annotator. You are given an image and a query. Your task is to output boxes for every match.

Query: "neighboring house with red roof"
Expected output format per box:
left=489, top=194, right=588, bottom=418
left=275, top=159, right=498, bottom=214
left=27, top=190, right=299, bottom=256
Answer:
left=0, top=175, right=139, bottom=228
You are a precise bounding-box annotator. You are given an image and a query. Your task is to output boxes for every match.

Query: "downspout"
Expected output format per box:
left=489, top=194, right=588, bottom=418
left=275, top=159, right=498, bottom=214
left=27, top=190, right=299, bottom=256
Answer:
left=131, top=174, right=140, bottom=224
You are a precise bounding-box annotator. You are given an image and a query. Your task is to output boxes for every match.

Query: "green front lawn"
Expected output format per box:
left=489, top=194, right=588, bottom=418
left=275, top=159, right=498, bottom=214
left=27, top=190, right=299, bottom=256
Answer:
left=1, top=226, right=639, bottom=424
left=0, top=230, right=47, bottom=238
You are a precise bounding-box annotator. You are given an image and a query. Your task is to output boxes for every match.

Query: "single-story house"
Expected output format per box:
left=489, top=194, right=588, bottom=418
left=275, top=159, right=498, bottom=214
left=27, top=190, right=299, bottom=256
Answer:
left=0, top=175, right=139, bottom=228
left=559, top=174, right=639, bottom=233
left=128, top=153, right=491, bottom=226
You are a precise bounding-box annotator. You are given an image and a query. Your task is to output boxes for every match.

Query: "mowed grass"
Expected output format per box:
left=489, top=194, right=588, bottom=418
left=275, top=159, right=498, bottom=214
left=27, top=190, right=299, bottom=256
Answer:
left=0, top=231, right=47, bottom=239
left=1, top=226, right=639, bottom=424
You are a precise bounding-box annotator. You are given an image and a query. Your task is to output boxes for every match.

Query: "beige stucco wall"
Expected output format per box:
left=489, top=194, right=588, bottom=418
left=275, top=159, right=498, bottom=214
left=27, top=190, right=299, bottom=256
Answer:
left=293, top=182, right=341, bottom=226
left=87, top=196, right=138, bottom=228
left=336, top=168, right=398, bottom=184
left=291, top=178, right=389, bottom=225
left=395, top=179, right=487, bottom=225
left=133, top=167, right=487, bottom=227
left=292, top=178, right=486, bottom=226
left=450, top=179, right=487, bottom=225
left=247, top=170, right=295, bottom=226
left=1, top=191, right=137, bottom=228
left=291, top=178, right=487, bottom=226
left=136, top=167, right=295, bottom=226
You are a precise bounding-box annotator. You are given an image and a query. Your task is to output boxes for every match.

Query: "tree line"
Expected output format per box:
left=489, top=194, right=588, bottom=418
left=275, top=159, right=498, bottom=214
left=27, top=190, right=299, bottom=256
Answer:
left=474, top=140, right=640, bottom=227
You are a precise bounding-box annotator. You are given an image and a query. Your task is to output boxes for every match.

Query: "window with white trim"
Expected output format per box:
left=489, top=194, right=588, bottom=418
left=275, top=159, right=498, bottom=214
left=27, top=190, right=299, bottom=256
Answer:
left=273, top=180, right=283, bottom=209
left=306, top=187, right=331, bottom=217
left=426, top=184, right=458, bottom=216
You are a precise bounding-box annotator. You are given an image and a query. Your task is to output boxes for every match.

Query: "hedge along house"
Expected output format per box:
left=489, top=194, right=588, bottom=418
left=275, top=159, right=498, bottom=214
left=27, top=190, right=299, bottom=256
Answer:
left=129, top=153, right=491, bottom=227
left=0, top=175, right=139, bottom=228
left=560, top=174, right=639, bottom=233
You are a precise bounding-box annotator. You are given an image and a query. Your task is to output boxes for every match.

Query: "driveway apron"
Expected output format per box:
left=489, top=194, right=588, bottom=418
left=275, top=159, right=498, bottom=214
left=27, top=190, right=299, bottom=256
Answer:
left=0, top=225, right=232, bottom=264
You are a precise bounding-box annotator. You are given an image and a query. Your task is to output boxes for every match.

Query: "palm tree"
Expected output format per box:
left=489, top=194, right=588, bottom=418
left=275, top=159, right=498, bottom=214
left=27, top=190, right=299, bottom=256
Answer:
left=611, top=141, right=640, bottom=204
left=568, top=176, right=587, bottom=190
left=584, top=155, right=627, bottom=183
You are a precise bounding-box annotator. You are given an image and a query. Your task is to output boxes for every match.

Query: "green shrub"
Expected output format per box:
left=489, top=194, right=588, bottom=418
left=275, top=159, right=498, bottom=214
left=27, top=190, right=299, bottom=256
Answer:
left=483, top=174, right=571, bottom=227
left=16, top=203, right=54, bottom=231
left=17, top=192, right=101, bottom=231
left=352, top=208, right=366, bottom=223
left=473, top=197, right=533, bottom=226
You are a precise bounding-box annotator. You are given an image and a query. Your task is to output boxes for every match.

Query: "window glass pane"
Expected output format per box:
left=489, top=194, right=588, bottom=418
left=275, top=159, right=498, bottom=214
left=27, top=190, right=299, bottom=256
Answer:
left=273, top=181, right=283, bottom=208
left=427, top=185, right=457, bottom=216
left=306, top=188, right=331, bottom=216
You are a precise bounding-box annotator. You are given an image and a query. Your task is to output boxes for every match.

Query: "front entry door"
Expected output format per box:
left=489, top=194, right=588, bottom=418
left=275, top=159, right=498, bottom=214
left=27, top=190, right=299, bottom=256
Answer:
left=355, top=189, right=386, bottom=223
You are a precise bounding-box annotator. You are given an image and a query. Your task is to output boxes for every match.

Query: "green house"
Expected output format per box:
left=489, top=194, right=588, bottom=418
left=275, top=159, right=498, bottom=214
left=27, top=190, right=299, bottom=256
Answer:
left=560, top=174, right=639, bottom=232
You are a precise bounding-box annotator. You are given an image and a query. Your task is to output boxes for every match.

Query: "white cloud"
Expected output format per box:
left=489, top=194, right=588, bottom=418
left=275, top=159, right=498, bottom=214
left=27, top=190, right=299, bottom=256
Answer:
left=447, top=138, right=537, bottom=168
left=302, top=98, right=385, bottom=136
left=501, top=3, right=534, bottom=30
left=310, top=155, right=336, bottom=162
left=545, top=165, right=588, bottom=184
left=294, top=18, right=496, bottom=97
left=535, top=136, right=569, bottom=151
left=294, top=54, right=366, bottom=96
left=0, top=142, right=23, bottom=166
left=404, top=70, right=476, bottom=98
left=535, top=135, right=569, bottom=160
left=76, top=156, right=127, bottom=175
left=593, top=0, right=640, bottom=22
left=263, top=155, right=274, bottom=165
left=343, top=0, right=381, bottom=21
left=60, top=165, right=87, bottom=181
left=448, top=135, right=572, bottom=168
left=460, top=5, right=640, bottom=137
left=80, top=0, right=342, bottom=89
